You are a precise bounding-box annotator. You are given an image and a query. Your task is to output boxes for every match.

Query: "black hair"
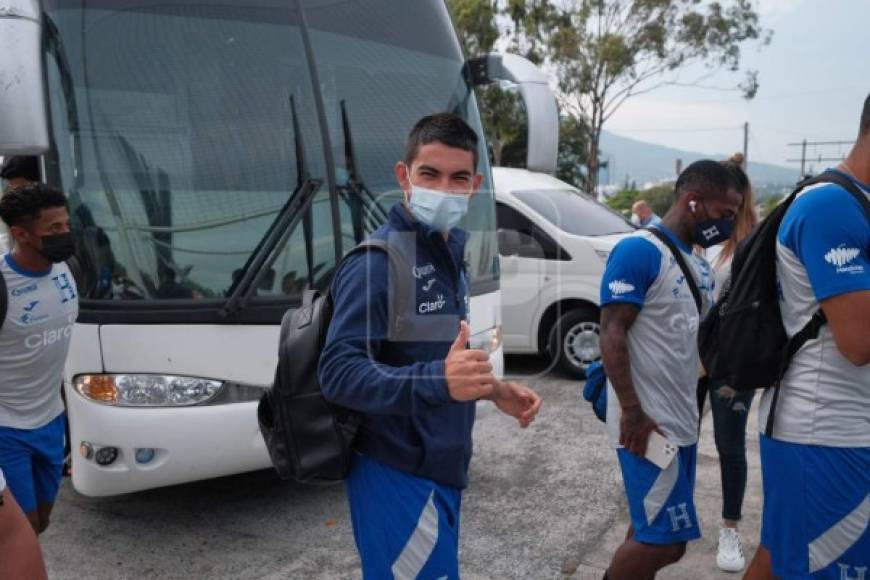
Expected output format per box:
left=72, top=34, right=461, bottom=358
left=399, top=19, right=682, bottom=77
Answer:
left=861, top=93, right=870, bottom=137
left=674, top=160, right=739, bottom=201
left=0, top=156, right=40, bottom=182
left=0, top=183, right=68, bottom=228
left=404, top=113, right=479, bottom=171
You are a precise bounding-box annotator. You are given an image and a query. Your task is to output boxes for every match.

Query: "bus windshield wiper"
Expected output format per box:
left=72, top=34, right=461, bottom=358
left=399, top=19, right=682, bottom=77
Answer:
left=339, top=100, right=388, bottom=239
left=220, top=95, right=317, bottom=317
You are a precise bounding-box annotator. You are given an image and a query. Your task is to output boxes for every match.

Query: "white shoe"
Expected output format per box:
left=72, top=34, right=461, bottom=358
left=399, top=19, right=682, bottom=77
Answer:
left=716, top=527, right=746, bottom=573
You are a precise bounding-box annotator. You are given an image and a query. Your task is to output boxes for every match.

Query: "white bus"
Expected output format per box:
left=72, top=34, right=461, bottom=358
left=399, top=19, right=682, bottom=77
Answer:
left=0, top=0, right=558, bottom=496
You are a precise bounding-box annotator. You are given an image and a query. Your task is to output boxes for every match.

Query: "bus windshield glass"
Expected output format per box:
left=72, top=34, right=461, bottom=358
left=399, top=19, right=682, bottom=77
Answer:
left=513, top=189, right=635, bottom=237
left=42, top=0, right=497, bottom=307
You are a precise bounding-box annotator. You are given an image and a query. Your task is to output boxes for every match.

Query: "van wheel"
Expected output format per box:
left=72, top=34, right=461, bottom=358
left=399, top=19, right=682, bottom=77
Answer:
left=548, top=308, right=601, bottom=379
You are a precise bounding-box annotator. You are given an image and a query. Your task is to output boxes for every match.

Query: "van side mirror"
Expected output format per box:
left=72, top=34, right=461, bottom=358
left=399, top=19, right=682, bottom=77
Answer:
left=466, top=53, right=559, bottom=175
left=0, top=1, right=50, bottom=155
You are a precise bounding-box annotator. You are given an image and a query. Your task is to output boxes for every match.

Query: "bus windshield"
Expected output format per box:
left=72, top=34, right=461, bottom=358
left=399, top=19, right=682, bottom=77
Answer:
left=42, top=0, right=497, bottom=313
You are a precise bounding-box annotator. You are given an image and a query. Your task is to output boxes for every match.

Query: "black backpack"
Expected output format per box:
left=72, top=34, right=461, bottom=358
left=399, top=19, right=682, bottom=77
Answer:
left=699, top=171, right=870, bottom=435
left=257, top=238, right=409, bottom=483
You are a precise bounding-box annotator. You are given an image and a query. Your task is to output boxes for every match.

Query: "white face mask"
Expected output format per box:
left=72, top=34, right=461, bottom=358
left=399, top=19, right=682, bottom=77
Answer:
left=405, top=170, right=471, bottom=232
left=630, top=213, right=641, bottom=226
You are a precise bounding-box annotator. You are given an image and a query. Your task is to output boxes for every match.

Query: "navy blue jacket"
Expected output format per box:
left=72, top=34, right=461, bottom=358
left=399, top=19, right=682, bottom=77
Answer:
left=318, top=203, right=474, bottom=489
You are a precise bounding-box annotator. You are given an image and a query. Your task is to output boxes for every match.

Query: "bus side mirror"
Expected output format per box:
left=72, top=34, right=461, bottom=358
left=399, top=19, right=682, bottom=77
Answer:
left=466, top=53, right=559, bottom=175
left=0, top=0, right=49, bottom=155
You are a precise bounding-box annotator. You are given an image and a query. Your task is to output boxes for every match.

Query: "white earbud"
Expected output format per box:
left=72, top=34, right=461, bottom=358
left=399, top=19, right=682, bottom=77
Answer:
left=689, top=200, right=697, bottom=212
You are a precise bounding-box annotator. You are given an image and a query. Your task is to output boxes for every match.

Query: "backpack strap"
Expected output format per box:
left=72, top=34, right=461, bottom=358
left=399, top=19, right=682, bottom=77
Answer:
left=646, top=227, right=703, bottom=314
left=329, top=239, right=411, bottom=339
left=0, top=268, right=6, bottom=333
left=764, top=309, right=827, bottom=437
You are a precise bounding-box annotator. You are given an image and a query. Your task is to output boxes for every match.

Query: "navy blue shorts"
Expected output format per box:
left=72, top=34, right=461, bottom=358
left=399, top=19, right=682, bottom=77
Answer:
left=347, top=454, right=462, bottom=579
left=0, top=413, right=66, bottom=513
left=616, top=444, right=701, bottom=545
left=760, top=435, right=869, bottom=579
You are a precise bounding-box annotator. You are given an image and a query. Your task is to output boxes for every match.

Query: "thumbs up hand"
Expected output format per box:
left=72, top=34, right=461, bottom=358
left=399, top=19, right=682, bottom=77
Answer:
left=445, top=321, right=494, bottom=401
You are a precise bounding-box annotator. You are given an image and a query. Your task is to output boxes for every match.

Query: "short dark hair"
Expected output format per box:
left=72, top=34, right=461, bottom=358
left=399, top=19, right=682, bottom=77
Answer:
left=404, top=113, right=479, bottom=170
left=0, top=156, right=40, bottom=182
left=0, top=183, right=68, bottom=228
left=861, top=93, right=870, bottom=137
left=675, top=160, right=738, bottom=201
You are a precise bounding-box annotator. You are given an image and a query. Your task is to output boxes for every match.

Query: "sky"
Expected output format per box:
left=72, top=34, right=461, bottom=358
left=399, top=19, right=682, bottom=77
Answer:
left=602, top=0, right=870, bottom=171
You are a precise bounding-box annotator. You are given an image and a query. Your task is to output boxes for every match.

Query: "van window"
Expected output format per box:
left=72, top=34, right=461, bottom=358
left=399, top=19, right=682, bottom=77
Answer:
left=513, top=189, right=634, bottom=237
left=496, top=203, right=568, bottom=261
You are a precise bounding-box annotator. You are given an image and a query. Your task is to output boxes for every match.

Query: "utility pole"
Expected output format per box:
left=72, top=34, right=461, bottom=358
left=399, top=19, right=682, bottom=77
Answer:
left=743, top=122, right=749, bottom=169
left=787, top=139, right=853, bottom=178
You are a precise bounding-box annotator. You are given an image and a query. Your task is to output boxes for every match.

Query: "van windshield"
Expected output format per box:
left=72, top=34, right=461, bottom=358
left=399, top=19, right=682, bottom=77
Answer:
left=513, top=189, right=634, bottom=237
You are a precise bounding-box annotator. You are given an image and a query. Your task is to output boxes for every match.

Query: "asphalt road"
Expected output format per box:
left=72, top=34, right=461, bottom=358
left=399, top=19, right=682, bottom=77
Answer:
left=41, top=356, right=762, bottom=579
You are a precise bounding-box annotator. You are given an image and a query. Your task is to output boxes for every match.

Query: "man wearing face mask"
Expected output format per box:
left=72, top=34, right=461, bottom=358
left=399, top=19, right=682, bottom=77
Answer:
left=319, top=113, right=541, bottom=578
left=0, top=184, right=78, bottom=536
left=599, top=160, right=740, bottom=580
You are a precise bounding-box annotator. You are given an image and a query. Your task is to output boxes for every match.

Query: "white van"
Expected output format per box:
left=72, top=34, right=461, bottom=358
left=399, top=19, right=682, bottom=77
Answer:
left=493, top=167, right=635, bottom=378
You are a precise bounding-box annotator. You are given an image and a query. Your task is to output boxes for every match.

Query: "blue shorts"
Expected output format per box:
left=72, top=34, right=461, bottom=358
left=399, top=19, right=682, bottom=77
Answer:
left=759, top=435, right=869, bottom=579
left=347, top=454, right=462, bottom=579
left=616, top=444, right=701, bottom=545
left=0, top=413, right=66, bottom=513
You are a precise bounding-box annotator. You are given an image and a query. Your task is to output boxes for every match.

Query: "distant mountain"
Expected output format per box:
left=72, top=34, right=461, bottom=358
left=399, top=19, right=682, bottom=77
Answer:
left=599, top=131, right=800, bottom=195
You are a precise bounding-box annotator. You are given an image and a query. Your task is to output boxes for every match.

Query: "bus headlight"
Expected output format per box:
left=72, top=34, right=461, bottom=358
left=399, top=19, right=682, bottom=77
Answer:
left=75, top=374, right=224, bottom=407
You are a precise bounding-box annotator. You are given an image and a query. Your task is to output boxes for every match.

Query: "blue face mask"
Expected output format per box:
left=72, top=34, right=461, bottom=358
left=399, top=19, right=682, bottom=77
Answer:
left=407, top=181, right=470, bottom=232
left=692, top=201, right=734, bottom=248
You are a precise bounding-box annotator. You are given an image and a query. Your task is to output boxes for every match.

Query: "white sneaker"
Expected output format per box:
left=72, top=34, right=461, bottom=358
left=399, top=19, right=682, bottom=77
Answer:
left=717, top=527, right=746, bottom=573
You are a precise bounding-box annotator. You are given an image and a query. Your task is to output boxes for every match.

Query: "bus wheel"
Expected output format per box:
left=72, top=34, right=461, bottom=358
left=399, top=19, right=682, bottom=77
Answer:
left=548, top=307, right=601, bottom=380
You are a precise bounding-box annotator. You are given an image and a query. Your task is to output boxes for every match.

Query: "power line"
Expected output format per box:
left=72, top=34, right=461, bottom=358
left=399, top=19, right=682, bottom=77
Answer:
left=786, top=139, right=853, bottom=177
left=609, top=125, right=741, bottom=134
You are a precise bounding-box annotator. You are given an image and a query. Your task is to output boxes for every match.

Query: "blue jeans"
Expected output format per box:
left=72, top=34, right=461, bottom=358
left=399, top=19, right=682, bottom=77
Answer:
left=707, top=380, right=754, bottom=522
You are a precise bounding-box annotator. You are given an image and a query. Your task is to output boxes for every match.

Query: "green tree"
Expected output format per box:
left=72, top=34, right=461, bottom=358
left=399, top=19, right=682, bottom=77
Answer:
left=606, top=182, right=675, bottom=217
left=556, top=114, right=591, bottom=189
left=448, top=0, right=527, bottom=166
left=606, top=187, right=641, bottom=213
left=643, top=183, right=677, bottom=217
left=449, top=0, right=595, bottom=180
left=509, top=0, right=771, bottom=193
left=449, top=0, right=500, bottom=55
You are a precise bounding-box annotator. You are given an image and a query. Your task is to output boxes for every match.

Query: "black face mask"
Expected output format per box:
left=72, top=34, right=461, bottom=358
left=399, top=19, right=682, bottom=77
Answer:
left=39, top=232, right=76, bottom=263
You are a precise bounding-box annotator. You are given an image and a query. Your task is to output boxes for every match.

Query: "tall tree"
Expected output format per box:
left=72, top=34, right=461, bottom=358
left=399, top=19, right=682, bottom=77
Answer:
left=509, top=0, right=770, bottom=193
left=556, top=114, right=591, bottom=189
left=448, top=0, right=526, bottom=166
left=450, top=0, right=594, bottom=182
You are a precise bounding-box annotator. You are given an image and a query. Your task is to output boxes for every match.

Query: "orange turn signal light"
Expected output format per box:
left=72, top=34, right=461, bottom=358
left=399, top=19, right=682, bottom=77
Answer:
left=76, top=375, right=118, bottom=403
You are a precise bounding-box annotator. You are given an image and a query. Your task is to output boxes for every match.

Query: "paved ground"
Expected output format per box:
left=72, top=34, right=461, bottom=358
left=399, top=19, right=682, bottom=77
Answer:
left=41, top=355, right=762, bottom=579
